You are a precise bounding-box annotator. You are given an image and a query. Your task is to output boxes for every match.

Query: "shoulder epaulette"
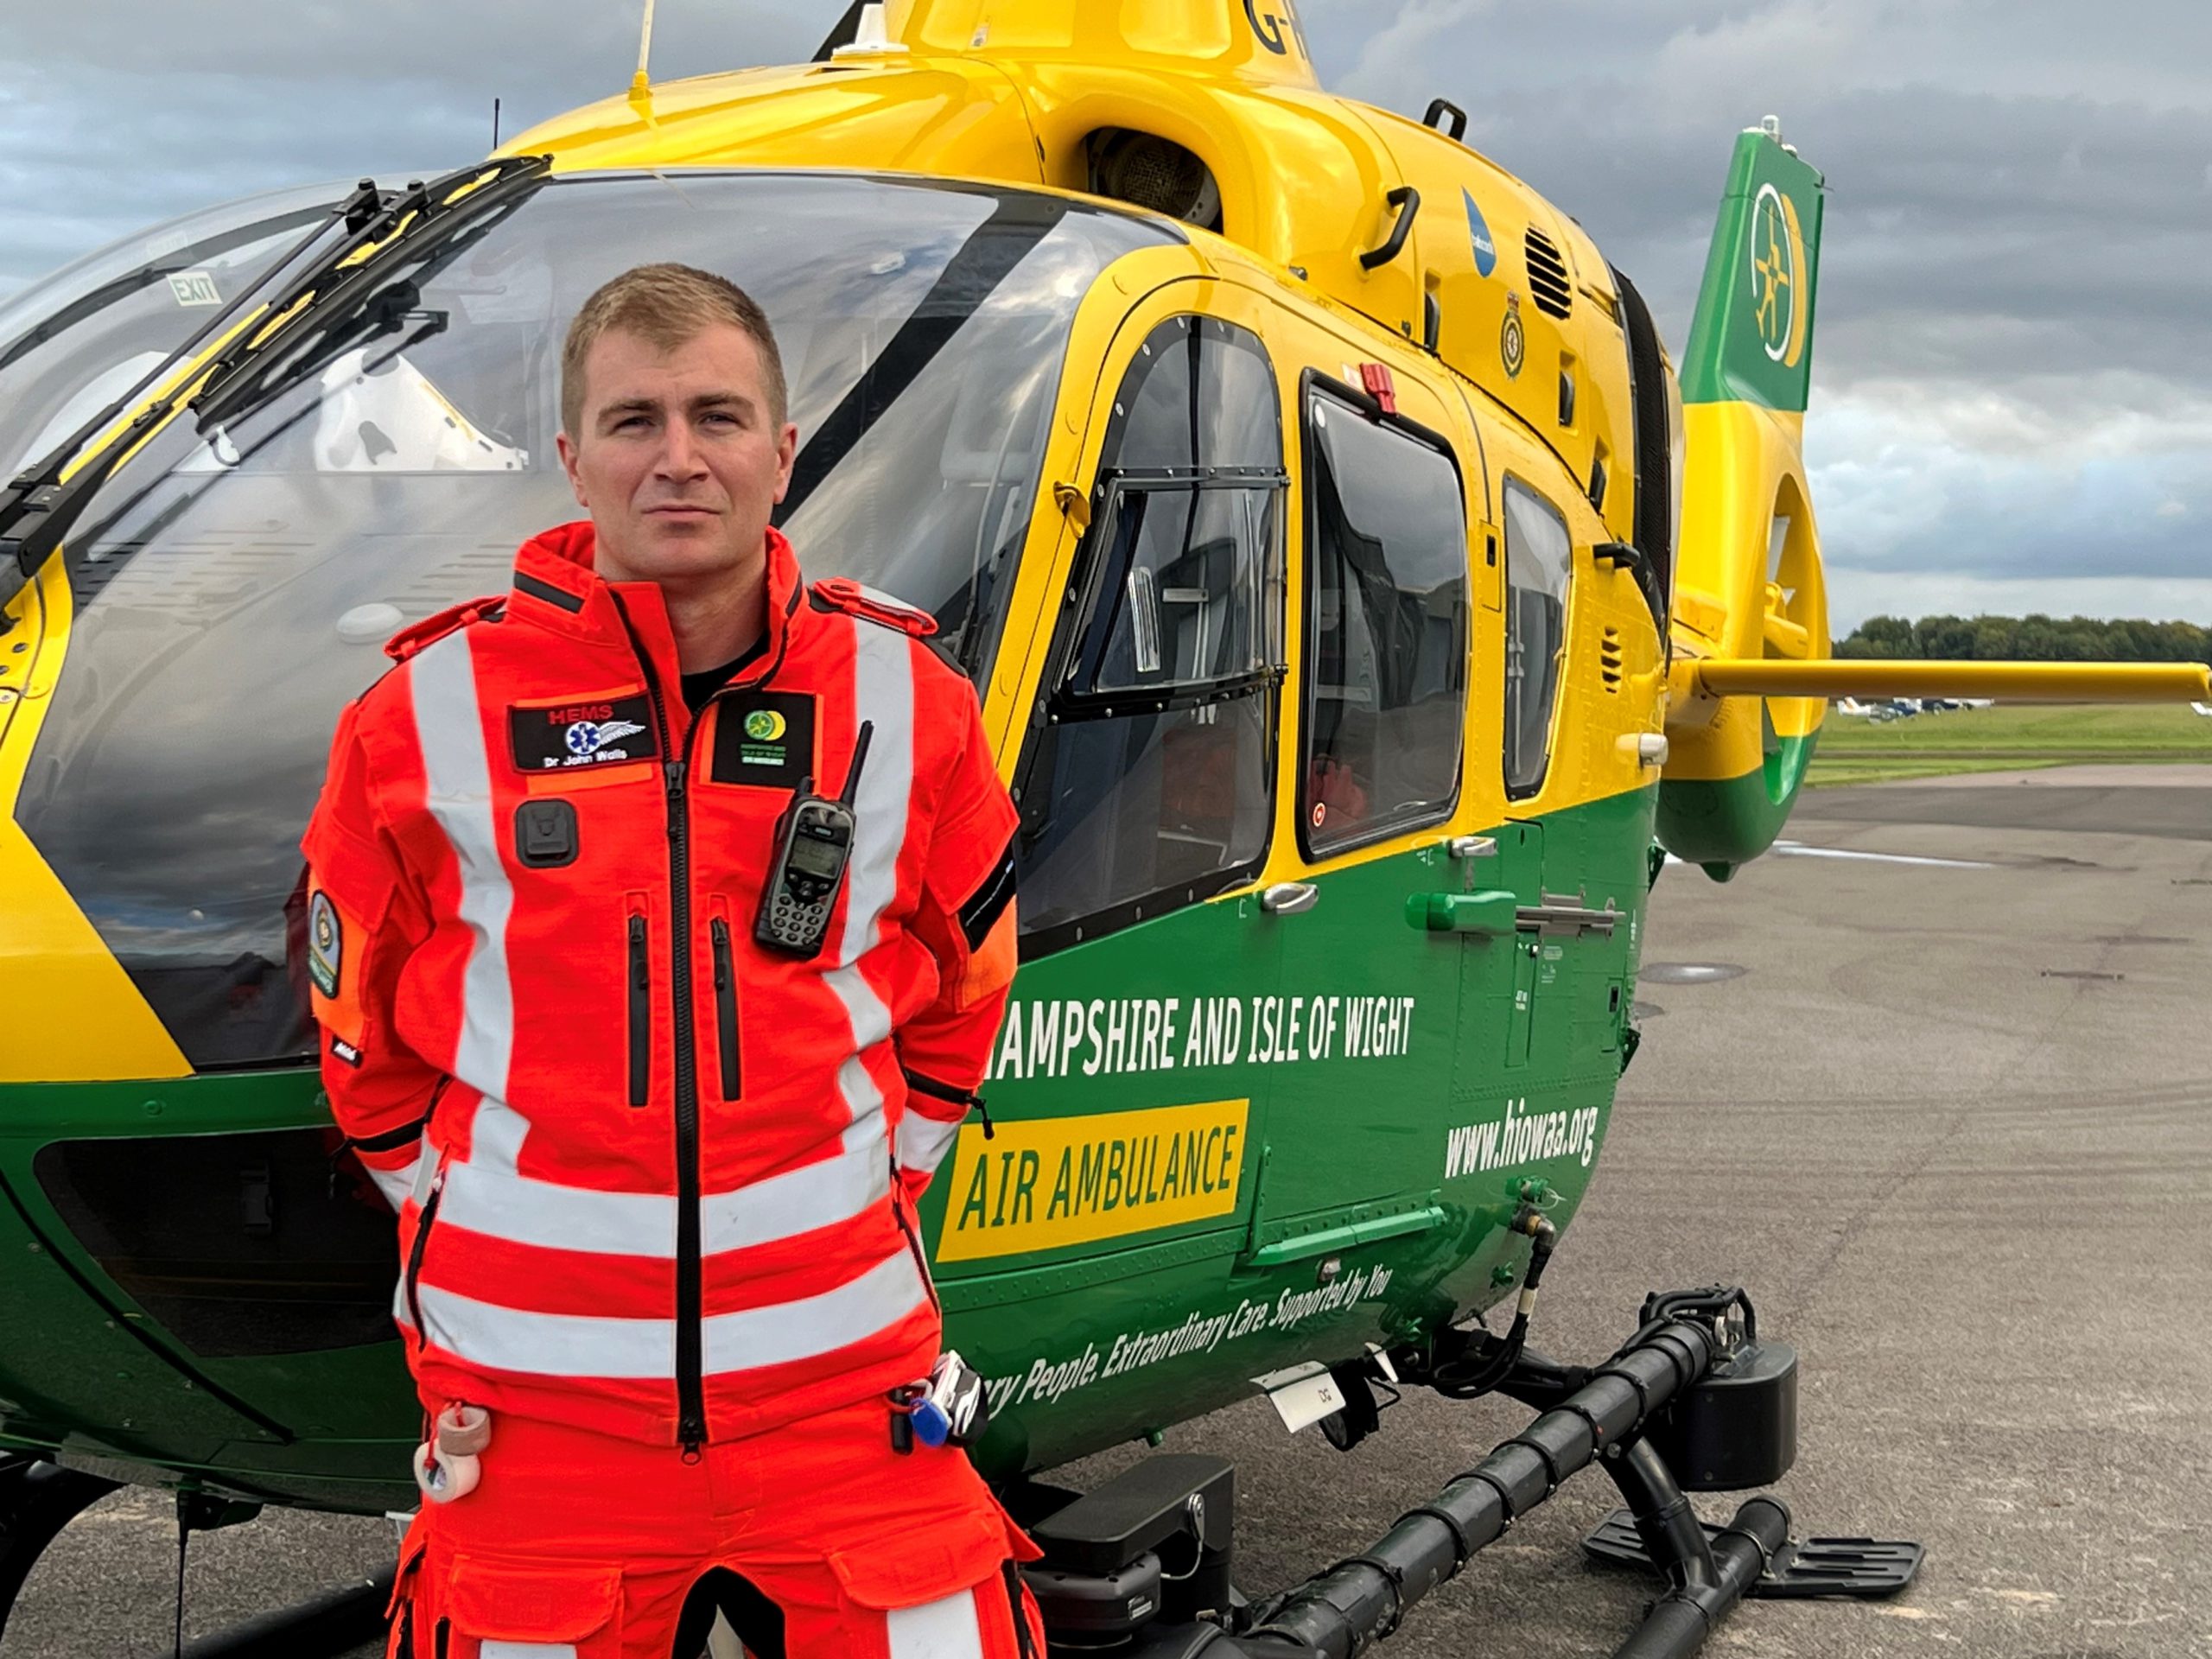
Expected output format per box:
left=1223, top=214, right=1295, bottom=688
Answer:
left=385, top=596, right=507, bottom=662
left=810, top=577, right=938, bottom=639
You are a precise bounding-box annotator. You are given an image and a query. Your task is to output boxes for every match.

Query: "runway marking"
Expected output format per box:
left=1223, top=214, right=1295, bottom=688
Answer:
left=1665, top=844, right=1995, bottom=869
left=1772, top=842, right=1995, bottom=869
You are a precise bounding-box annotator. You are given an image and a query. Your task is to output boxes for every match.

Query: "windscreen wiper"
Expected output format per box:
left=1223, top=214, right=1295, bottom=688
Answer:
left=0, top=178, right=384, bottom=590
left=0, top=200, right=344, bottom=378
left=0, top=154, right=550, bottom=593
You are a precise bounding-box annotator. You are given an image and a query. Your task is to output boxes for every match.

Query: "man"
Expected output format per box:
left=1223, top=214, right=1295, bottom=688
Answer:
left=302, top=264, right=1036, bottom=1657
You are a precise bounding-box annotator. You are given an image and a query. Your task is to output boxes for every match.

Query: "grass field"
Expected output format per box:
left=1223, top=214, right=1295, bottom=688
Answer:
left=1804, top=702, right=2212, bottom=786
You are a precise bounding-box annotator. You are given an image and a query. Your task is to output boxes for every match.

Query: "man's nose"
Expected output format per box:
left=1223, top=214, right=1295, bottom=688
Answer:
left=656, top=419, right=708, bottom=480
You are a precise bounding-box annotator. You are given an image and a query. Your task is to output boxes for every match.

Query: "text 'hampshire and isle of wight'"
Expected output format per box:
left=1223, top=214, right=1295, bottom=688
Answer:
left=988, top=992, right=1419, bottom=1084
left=935, top=1098, right=1249, bottom=1262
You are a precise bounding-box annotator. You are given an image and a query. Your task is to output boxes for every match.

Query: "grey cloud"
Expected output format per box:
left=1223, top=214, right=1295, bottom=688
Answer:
left=5, top=0, right=2208, bottom=613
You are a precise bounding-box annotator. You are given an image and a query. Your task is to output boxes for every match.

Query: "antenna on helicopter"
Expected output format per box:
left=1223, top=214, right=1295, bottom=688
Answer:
left=630, top=0, right=658, bottom=100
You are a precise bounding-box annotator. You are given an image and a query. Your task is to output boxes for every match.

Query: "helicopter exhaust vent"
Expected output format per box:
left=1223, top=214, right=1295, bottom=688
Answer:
left=1524, top=226, right=1573, bottom=319
left=1601, top=627, right=1624, bottom=691
left=1089, top=129, right=1222, bottom=230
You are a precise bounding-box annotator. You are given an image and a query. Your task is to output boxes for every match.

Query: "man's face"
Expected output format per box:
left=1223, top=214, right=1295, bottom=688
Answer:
left=556, top=321, right=798, bottom=588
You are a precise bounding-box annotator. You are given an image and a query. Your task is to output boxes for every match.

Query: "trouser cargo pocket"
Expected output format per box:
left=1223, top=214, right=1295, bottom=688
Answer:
left=440, top=1554, right=622, bottom=1658
left=826, top=1504, right=1042, bottom=1659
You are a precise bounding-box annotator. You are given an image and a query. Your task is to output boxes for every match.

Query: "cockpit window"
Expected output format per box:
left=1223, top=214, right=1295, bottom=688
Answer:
left=8, top=173, right=1170, bottom=1069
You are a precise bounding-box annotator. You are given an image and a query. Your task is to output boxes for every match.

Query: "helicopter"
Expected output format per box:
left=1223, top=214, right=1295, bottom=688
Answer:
left=3, top=3, right=2208, bottom=1655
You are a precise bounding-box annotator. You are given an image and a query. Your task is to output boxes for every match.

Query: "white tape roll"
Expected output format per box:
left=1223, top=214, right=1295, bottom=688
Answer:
left=412, top=1440, right=481, bottom=1503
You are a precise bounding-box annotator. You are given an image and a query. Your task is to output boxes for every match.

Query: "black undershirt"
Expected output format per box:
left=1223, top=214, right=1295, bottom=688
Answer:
left=680, top=635, right=767, bottom=713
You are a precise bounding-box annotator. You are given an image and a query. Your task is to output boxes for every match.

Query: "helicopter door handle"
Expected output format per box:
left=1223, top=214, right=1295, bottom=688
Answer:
left=1359, top=186, right=1421, bottom=271
left=1261, top=881, right=1319, bottom=916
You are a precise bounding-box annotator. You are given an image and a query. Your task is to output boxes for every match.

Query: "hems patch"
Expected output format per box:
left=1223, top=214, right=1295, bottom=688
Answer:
left=509, top=694, right=661, bottom=772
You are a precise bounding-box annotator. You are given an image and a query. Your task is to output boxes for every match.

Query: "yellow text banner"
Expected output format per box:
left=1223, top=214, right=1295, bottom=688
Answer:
left=934, top=1098, right=1249, bottom=1262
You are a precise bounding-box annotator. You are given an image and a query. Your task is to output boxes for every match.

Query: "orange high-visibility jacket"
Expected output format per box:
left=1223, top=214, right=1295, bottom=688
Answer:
left=302, top=521, right=1019, bottom=1449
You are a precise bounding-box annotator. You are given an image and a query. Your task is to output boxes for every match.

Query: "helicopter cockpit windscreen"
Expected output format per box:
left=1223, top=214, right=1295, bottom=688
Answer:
left=10, top=172, right=1172, bottom=1070
left=0, top=181, right=349, bottom=480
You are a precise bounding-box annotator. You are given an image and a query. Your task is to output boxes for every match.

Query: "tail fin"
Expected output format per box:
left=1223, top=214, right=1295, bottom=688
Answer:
left=1680, top=120, right=1826, bottom=412
left=1656, top=122, right=1830, bottom=879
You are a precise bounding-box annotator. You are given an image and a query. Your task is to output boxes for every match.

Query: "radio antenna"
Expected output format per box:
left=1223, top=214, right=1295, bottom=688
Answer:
left=630, top=0, right=658, bottom=99
left=840, top=721, right=875, bottom=806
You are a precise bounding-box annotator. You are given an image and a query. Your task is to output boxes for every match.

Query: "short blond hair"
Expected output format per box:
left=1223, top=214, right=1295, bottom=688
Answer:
left=560, top=263, right=787, bottom=436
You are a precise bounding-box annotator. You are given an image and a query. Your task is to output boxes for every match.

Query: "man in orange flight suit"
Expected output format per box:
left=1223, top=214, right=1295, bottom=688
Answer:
left=301, top=263, right=1039, bottom=1657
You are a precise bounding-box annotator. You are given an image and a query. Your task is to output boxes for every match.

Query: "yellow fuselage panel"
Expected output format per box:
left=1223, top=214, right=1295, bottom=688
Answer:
left=505, top=35, right=1638, bottom=521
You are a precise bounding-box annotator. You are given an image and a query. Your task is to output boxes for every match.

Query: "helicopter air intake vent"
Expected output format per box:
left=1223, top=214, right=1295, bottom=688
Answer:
left=1524, top=226, right=1573, bottom=319
left=1601, top=627, right=1624, bottom=691
left=1089, top=129, right=1222, bottom=230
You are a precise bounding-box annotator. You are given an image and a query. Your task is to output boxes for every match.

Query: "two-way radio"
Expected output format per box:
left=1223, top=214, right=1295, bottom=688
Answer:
left=753, top=720, right=873, bottom=958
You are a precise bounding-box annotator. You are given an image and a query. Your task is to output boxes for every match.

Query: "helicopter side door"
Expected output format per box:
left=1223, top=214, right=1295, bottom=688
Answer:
left=1235, top=318, right=1488, bottom=1263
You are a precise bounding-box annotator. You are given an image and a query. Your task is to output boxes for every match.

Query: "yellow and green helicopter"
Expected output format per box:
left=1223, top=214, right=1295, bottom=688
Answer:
left=2, top=2, right=2205, bottom=1653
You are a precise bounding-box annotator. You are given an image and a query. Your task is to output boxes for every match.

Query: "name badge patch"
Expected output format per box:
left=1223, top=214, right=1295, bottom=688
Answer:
left=509, top=694, right=661, bottom=772
left=709, top=692, right=817, bottom=789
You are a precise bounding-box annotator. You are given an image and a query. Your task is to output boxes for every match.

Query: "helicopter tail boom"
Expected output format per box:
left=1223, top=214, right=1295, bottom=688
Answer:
left=1684, top=658, right=2212, bottom=704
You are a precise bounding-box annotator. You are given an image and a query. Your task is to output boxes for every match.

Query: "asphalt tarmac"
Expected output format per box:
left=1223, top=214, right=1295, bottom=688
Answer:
left=7, top=766, right=2208, bottom=1659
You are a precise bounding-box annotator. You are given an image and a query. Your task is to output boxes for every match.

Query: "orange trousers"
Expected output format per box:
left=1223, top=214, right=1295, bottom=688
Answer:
left=387, top=1396, right=1044, bottom=1658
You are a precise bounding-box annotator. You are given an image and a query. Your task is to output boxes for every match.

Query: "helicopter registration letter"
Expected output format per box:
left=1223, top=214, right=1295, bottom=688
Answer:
left=934, top=1099, right=1249, bottom=1262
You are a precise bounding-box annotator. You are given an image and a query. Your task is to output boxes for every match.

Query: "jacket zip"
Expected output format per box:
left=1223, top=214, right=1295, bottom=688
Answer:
left=711, top=918, right=741, bottom=1099
left=893, top=1195, right=941, bottom=1316
left=626, top=913, right=651, bottom=1108
left=613, top=596, right=708, bottom=1452
left=403, top=1173, right=444, bottom=1346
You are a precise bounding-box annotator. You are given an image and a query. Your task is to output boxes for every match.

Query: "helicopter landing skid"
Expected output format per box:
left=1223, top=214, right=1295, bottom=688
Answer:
left=0, top=1454, right=119, bottom=1642
left=1069, top=1287, right=1920, bottom=1659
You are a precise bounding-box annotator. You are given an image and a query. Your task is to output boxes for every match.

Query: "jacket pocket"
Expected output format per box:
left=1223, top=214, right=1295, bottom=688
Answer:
left=626, top=903, right=650, bottom=1109
left=710, top=917, right=740, bottom=1100
left=443, top=1554, right=622, bottom=1656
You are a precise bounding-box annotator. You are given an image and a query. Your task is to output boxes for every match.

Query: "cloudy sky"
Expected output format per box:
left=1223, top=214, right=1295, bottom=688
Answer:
left=5, top=0, right=2209, bottom=628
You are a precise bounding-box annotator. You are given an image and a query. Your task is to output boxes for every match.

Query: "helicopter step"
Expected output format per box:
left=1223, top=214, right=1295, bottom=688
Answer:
left=1583, top=1510, right=1925, bottom=1600
left=1026, top=1287, right=1920, bottom=1658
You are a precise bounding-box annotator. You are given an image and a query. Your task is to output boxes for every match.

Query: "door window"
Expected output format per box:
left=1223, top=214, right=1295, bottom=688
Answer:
left=1300, top=385, right=1469, bottom=854
left=1503, top=478, right=1573, bottom=795
left=1015, top=315, right=1285, bottom=951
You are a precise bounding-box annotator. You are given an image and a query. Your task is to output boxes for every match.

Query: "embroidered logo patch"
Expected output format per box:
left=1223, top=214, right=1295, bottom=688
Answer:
left=709, top=691, right=816, bottom=790
left=509, top=695, right=660, bottom=772
left=308, top=891, right=343, bottom=998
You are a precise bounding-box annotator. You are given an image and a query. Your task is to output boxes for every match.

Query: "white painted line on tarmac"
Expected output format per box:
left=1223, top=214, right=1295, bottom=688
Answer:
left=1772, top=842, right=1996, bottom=869
left=1664, top=845, right=1997, bottom=870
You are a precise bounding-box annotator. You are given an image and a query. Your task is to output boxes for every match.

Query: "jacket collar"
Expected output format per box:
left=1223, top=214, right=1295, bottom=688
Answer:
left=509, top=520, right=806, bottom=690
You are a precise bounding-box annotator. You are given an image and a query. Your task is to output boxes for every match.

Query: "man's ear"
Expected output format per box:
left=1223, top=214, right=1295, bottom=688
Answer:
left=771, top=421, right=799, bottom=504
left=556, top=430, right=589, bottom=509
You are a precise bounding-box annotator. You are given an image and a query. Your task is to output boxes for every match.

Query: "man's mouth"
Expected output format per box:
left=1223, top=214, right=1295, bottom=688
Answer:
left=646, top=505, right=717, bottom=519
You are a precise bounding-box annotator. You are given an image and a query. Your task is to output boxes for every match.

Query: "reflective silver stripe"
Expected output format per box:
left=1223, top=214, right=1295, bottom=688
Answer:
left=836, top=623, right=914, bottom=969
left=411, top=1244, right=927, bottom=1380
left=822, top=621, right=915, bottom=1168
left=432, top=1131, right=890, bottom=1258
left=481, top=1643, right=576, bottom=1659
left=894, top=1110, right=962, bottom=1181
left=365, top=1141, right=427, bottom=1212
left=886, top=1586, right=986, bottom=1658
left=407, top=630, right=514, bottom=1102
